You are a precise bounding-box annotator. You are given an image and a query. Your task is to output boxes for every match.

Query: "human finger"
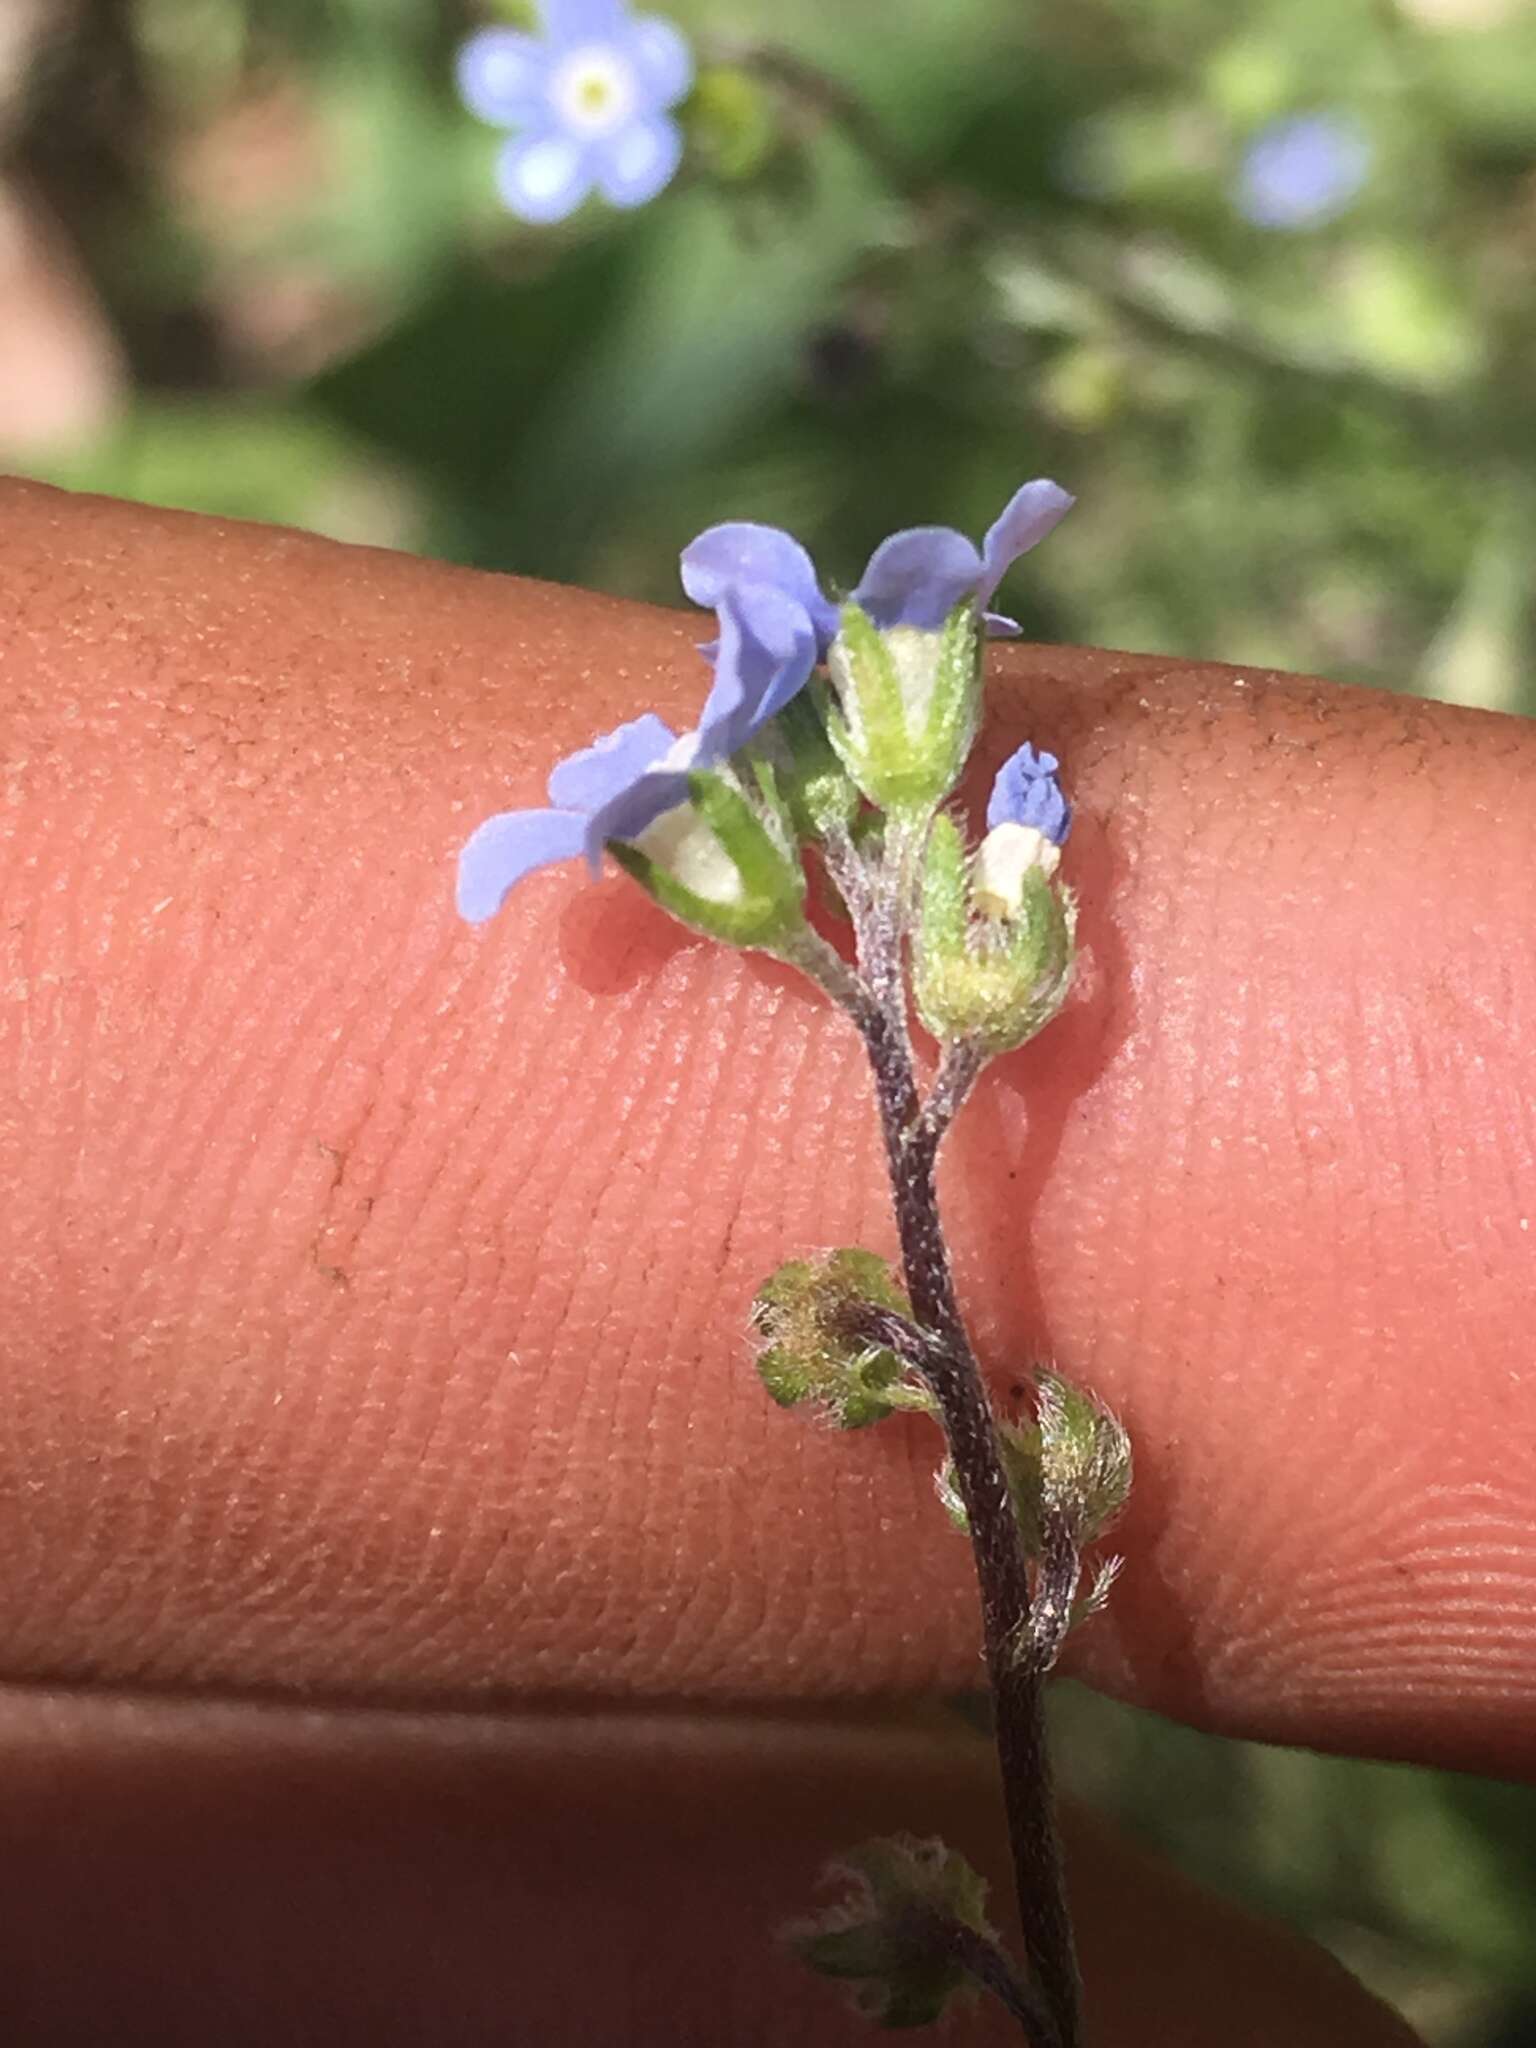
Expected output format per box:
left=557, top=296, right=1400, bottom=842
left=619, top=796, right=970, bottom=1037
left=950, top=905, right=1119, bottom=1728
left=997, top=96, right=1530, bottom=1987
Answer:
left=0, top=481, right=1531, bottom=1775
left=0, top=1690, right=1420, bottom=2046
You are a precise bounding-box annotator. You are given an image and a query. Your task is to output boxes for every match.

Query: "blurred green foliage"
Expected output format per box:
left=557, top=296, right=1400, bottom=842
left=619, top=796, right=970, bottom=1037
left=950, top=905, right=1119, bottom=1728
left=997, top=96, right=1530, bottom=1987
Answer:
left=4, top=3, right=1534, bottom=2041
left=8, top=0, right=1536, bottom=711
left=1048, top=1686, right=1536, bottom=2043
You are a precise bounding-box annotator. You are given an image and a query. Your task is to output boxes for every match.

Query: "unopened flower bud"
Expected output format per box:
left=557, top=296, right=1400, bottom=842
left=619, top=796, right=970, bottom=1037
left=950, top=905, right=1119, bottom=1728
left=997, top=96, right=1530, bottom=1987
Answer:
left=913, top=814, right=1076, bottom=1055
left=750, top=1248, right=934, bottom=1429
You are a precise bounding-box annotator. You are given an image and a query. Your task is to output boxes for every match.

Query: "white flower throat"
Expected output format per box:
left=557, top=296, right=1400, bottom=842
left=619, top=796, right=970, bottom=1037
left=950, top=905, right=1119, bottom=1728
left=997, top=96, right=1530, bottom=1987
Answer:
left=549, top=46, right=638, bottom=136
left=634, top=804, right=744, bottom=904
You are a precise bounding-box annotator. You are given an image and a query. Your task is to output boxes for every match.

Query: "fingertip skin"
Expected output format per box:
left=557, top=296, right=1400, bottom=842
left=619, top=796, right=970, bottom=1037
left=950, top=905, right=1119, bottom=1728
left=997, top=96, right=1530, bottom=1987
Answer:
left=0, top=481, right=1533, bottom=1774
left=0, top=1694, right=1422, bottom=2047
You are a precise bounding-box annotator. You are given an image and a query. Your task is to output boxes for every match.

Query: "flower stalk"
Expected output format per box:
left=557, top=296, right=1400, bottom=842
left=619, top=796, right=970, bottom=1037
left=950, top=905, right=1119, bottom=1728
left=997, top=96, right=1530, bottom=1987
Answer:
left=833, top=832, right=1082, bottom=2048
left=457, top=479, right=1123, bottom=2044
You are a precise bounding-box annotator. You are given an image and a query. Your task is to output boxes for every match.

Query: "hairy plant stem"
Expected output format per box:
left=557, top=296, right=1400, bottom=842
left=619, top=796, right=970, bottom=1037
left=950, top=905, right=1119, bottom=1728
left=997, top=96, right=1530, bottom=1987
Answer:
left=937, top=1918, right=1062, bottom=2039
left=814, top=823, right=1081, bottom=2047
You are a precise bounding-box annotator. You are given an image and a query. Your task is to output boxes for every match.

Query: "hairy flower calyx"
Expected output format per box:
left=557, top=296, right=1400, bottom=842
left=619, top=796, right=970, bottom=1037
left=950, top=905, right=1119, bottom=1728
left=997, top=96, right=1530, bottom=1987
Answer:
left=609, top=765, right=807, bottom=951
left=825, top=600, right=982, bottom=817
left=913, top=813, right=1076, bottom=1055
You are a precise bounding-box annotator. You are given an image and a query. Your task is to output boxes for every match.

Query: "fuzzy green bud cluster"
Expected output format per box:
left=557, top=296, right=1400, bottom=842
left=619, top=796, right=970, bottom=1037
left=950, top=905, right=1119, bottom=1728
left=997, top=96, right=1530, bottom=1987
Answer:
left=751, top=1249, right=935, bottom=1429
left=937, top=1371, right=1130, bottom=1559
left=787, top=1835, right=1000, bottom=2029
left=1036, top=1371, right=1133, bottom=1545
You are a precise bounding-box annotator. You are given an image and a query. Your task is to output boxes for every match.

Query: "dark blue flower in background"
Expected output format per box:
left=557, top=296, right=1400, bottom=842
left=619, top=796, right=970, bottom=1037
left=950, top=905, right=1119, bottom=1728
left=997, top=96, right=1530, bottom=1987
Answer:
left=987, top=743, right=1072, bottom=846
left=1236, top=113, right=1371, bottom=231
left=457, top=0, right=693, bottom=224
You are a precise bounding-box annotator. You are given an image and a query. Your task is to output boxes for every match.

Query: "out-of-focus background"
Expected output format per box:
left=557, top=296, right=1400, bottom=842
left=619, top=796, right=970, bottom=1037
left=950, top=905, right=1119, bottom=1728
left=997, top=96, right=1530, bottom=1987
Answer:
left=2, top=1, right=1534, bottom=2039
left=5, top=0, right=1536, bottom=711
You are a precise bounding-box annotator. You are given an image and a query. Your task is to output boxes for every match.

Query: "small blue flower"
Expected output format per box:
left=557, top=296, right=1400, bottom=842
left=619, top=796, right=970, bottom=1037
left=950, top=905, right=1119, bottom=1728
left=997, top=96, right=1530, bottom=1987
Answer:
left=681, top=525, right=841, bottom=654
left=680, top=480, right=1074, bottom=648
left=850, top=480, right=1075, bottom=635
left=1236, top=113, right=1370, bottom=231
left=457, top=711, right=694, bottom=921
left=456, top=583, right=816, bottom=919
left=693, top=580, right=824, bottom=762
left=457, top=0, right=693, bottom=225
left=987, top=743, right=1072, bottom=846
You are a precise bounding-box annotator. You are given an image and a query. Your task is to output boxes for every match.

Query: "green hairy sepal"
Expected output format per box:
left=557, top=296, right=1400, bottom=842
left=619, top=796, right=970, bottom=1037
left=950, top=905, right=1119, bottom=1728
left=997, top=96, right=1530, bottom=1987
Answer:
left=787, top=1835, right=998, bottom=2030
left=937, top=1372, right=1130, bottom=1553
left=913, top=812, right=1076, bottom=1054
left=608, top=767, right=807, bottom=952
left=824, top=600, right=982, bottom=818
left=751, top=1249, right=936, bottom=1428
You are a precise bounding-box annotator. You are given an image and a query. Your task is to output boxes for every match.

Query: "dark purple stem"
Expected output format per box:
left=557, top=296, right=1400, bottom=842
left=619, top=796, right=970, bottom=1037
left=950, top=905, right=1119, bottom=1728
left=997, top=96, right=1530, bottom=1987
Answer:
left=822, top=829, right=1082, bottom=2047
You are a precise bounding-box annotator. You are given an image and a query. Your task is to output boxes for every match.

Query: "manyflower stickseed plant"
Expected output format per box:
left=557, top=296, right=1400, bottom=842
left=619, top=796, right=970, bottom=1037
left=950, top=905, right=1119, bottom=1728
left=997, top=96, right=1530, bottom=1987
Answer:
left=457, top=0, right=693, bottom=224
left=457, top=481, right=1128, bottom=2046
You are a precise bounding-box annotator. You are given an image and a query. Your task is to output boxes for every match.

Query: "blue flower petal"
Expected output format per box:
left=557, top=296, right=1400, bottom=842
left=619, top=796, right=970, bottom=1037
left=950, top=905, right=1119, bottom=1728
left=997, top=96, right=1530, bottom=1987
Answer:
left=593, top=113, right=683, bottom=208
left=851, top=526, right=985, bottom=631
left=696, top=584, right=819, bottom=763
left=540, top=0, right=629, bottom=46
left=986, top=743, right=1072, bottom=844
left=585, top=764, right=694, bottom=866
left=457, top=29, right=550, bottom=126
left=977, top=481, right=1075, bottom=609
left=623, top=15, right=694, bottom=105
left=457, top=806, right=589, bottom=921
left=496, top=128, right=594, bottom=223
left=546, top=712, right=680, bottom=810
left=680, top=523, right=839, bottom=650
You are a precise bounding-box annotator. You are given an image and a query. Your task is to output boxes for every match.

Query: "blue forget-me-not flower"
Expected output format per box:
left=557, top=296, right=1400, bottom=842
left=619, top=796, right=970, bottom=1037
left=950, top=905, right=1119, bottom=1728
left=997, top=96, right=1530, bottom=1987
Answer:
left=456, top=581, right=816, bottom=920
left=457, top=0, right=693, bottom=224
left=680, top=481, right=1074, bottom=812
left=457, top=712, right=695, bottom=922
left=1236, top=113, right=1371, bottom=231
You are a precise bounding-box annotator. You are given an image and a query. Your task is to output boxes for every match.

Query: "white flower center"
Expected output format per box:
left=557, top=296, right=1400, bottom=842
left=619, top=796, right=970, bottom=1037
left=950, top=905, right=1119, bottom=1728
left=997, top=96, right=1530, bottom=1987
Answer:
left=972, top=822, right=1060, bottom=920
left=882, top=625, right=945, bottom=727
left=634, top=805, right=744, bottom=904
left=549, top=46, right=637, bottom=136
left=657, top=729, right=703, bottom=773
